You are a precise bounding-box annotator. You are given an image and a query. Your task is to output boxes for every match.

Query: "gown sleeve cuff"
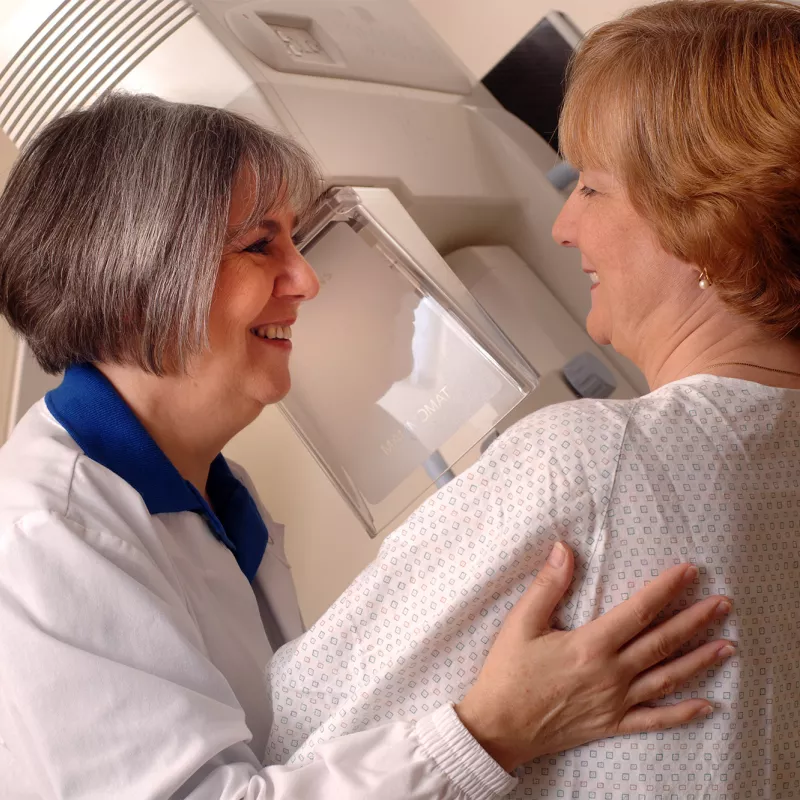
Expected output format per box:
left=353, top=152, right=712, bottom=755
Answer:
left=415, top=702, right=519, bottom=799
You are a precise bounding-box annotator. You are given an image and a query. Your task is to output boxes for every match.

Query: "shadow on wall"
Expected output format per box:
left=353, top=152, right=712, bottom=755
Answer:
left=0, top=131, right=19, bottom=441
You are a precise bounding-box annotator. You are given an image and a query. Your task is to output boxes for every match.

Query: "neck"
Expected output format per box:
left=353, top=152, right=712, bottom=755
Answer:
left=95, top=364, right=260, bottom=498
left=632, top=299, right=800, bottom=391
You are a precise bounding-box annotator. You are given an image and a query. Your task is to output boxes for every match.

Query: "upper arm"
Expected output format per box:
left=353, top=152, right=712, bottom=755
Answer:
left=474, top=399, right=633, bottom=625
left=264, top=400, right=633, bottom=762
left=394, top=399, right=630, bottom=582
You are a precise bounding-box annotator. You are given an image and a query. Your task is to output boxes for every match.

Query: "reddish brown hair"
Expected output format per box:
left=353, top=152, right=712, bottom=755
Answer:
left=560, top=0, right=800, bottom=338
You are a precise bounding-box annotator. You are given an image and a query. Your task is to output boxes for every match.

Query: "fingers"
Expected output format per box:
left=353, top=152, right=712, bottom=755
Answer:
left=586, top=564, right=698, bottom=652
left=617, top=699, right=714, bottom=735
left=510, top=542, right=574, bottom=635
left=626, top=638, right=735, bottom=706
left=620, top=594, right=732, bottom=673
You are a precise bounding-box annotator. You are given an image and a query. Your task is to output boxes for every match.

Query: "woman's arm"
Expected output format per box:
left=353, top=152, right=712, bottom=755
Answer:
left=0, top=514, right=729, bottom=800
left=263, top=399, right=735, bottom=774
left=187, top=547, right=729, bottom=800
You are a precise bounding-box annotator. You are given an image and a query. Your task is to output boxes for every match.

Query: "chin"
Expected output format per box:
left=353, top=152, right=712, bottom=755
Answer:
left=586, top=312, right=612, bottom=347
left=247, top=374, right=291, bottom=408
left=261, top=384, right=290, bottom=407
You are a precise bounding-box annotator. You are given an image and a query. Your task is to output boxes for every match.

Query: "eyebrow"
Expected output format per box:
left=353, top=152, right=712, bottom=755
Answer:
left=256, top=214, right=299, bottom=235
left=257, top=219, right=281, bottom=236
left=226, top=214, right=300, bottom=248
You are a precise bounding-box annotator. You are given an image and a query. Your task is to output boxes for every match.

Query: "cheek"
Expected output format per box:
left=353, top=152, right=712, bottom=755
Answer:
left=581, top=215, right=628, bottom=273
left=209, top=262, right=275, bottom=342
left=585, top=225, right=663, bottom=302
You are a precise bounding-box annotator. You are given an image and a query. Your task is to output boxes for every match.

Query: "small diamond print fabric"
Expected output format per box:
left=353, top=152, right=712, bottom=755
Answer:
left=265, top=375, right=800, bottom=798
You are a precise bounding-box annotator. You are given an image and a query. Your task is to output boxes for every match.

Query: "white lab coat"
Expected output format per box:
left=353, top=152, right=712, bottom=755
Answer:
left=0, top=400, right=517, bottom=800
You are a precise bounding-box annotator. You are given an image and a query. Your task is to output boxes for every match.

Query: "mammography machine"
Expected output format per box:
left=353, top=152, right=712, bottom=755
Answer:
left=0, top=0, right=645, bottom=622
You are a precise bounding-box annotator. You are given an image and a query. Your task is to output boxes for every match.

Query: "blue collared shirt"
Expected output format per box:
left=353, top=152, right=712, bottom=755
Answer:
left=45, top=363, right=268, bottom=581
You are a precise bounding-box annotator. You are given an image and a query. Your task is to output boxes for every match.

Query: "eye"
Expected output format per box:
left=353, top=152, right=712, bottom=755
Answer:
left=579, top=184, right=598, bottom=198
left=243, top=237, right=274, bottom=255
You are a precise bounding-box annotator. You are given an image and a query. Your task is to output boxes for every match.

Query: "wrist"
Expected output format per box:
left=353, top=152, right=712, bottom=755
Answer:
left=416, top=704, right=519, bottom=798
left=454, top=699, right=524, bottom=774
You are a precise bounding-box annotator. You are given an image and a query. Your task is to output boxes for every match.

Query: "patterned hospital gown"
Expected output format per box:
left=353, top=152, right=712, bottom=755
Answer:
left=265, top=375, right=800, bottom=798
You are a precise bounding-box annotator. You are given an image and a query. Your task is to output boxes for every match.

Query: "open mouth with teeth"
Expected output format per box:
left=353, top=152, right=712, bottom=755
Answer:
left=251, top=324, right=293, bottom=342
left=588, top=272, right=600, bottom=286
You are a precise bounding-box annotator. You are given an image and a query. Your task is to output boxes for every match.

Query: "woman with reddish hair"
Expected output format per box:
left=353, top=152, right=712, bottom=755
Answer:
left=265, top=2, right=800, bottom=798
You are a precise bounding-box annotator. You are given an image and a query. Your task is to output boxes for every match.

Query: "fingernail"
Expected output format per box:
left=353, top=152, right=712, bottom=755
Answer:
left=717, top=644, right=736, bottom=659
left=716, top=599, right=732, bottom=616
left=694, top=704, right=713, bottom=718
left=684, top=564, right=699, bottom=581
left=548, top=542, right=566, bottom=567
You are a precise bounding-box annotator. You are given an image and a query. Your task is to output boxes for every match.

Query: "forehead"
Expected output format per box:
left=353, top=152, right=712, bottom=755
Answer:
left=581, top=169, right=620, bottom=188
left=227, top=166, right=294, bottom=231
left=559, top=62, right=633, bottom=175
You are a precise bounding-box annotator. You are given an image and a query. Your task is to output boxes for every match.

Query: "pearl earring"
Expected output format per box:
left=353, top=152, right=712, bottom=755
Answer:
left=698, top=268, right=711, bottom=289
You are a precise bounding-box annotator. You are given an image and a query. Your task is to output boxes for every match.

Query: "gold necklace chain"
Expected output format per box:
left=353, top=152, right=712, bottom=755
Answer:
left=709, top=361, right=800, bottom=379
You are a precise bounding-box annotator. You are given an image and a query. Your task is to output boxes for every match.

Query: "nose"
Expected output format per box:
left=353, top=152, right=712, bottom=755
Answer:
left=552, top=188, right=580, bottom=248
left=279, top=245, right=320, bottom=303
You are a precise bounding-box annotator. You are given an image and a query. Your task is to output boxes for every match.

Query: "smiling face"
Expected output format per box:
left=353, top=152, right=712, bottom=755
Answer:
left=551, top=169, right=698, bottom=361
left=193, top=169, right=319, bottom=410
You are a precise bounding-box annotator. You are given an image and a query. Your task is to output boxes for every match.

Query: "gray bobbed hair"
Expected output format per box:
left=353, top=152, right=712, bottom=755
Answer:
left=0, top=92, right=320, bottom=374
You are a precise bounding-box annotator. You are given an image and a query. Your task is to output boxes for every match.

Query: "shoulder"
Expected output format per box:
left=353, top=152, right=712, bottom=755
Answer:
left=0, top=400, right=169, bottom=553
left=0, top=412, right=193, bottom=624
left=500, top=395, right=636, bottom=443
left=483, top=395, right=638, bottom=481
left=467, top=397, right=639, bottom=518
left=492, top=378, right=745, bottom=464
left=0, top=400, right=81, bottom=523
left=398, top=397, right=640, bottom=540
left=602, top=375, right=767, bottom=445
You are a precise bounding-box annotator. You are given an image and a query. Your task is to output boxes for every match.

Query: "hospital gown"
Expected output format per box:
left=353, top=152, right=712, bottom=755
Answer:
left=265, top=375, right=800, bottom=799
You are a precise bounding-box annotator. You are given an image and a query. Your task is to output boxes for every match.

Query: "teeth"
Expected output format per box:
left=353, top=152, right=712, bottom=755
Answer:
left=252, top=325, right=293, bottom=340
left=588, top=272, right=600, bottom=284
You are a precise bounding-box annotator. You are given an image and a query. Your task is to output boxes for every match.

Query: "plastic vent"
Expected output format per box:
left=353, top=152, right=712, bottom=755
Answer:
left=0, top=0, right=196, bottom=147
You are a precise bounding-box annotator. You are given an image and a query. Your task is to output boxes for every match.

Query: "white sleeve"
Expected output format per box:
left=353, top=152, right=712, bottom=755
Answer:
left=0, top=512, right=516, bottom=800
left=182, top=705, right=515, bottom=800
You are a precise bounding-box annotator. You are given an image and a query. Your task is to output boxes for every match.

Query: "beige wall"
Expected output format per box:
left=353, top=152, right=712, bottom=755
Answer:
left=0, top=132, right=19, bottom=443
left=409, top=0, right=644, bottom=78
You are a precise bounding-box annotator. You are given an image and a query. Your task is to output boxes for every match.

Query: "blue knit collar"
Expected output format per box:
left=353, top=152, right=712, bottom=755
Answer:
left=45, top=364, right=267, bottom=581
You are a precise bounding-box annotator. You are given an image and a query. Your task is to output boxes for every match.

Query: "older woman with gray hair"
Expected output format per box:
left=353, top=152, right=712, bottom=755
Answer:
left=0, top=93, right=731, bottom=800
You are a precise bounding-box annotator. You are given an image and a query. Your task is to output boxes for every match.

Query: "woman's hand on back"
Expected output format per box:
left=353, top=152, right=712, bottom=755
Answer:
left=455, top=542, right=734, bottom=773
